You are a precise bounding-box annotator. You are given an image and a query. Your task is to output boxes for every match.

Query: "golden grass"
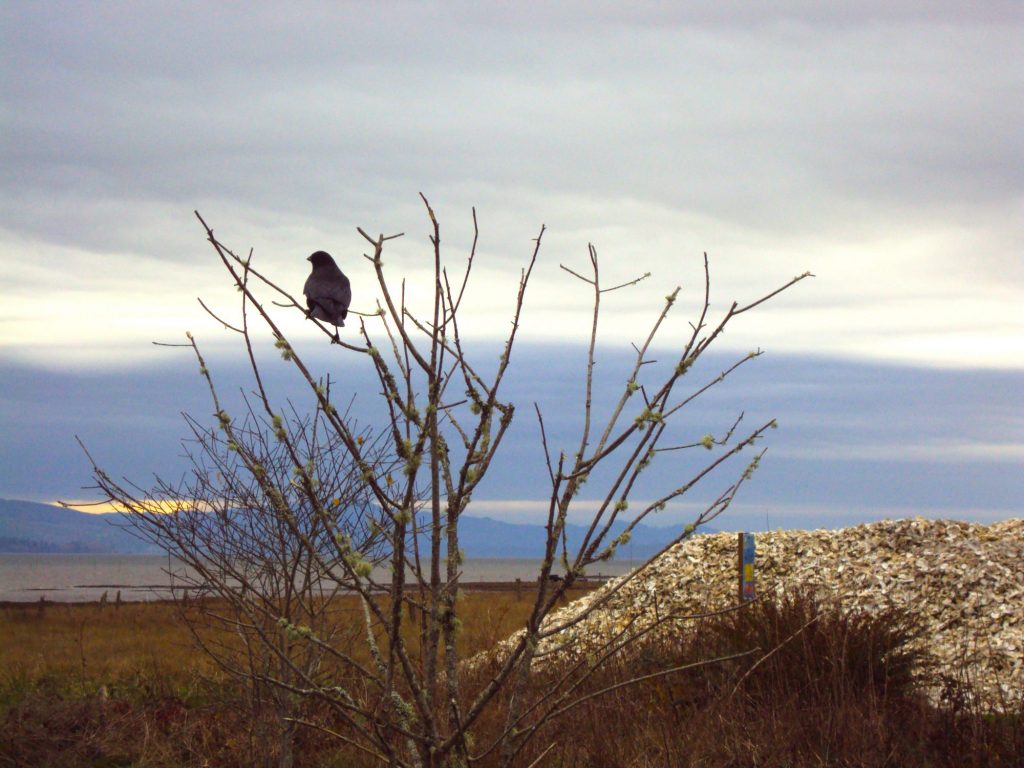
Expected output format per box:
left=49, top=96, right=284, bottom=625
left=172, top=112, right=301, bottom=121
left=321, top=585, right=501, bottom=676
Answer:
left=0, top=586, right=571, bottom=702
left=0, top=601, right=220, bottom=700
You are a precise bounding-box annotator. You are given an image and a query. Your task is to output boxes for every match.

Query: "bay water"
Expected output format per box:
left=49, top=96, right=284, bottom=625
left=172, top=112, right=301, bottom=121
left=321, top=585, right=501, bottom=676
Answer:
left=0, top=553, right=637, bottom=602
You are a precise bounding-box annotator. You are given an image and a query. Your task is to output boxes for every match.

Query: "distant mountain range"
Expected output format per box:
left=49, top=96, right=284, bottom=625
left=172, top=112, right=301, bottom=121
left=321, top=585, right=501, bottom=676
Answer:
left=0, top=498, right=699, bottom=559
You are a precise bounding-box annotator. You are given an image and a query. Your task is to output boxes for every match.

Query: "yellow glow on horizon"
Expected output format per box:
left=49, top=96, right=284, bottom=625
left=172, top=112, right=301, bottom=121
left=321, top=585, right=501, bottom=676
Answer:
left=58, top=499, right=199, bottom=515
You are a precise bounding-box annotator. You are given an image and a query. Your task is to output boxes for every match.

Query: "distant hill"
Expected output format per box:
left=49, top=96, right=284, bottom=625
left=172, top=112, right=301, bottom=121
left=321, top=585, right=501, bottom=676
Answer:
left=0, top=498, right=701, bottom=558
left=0, top=498, right=156, bottom=554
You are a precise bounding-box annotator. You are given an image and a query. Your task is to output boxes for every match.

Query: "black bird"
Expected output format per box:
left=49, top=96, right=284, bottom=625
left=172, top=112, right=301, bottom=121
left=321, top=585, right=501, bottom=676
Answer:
left=303, top=251, right=351, bottom=333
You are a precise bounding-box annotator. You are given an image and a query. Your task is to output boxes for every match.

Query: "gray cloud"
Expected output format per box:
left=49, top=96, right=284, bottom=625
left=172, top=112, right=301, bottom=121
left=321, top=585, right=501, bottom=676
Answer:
left=4, top=5, right=1019, bottom=235
left=0, top=4, right=1021, bottom=371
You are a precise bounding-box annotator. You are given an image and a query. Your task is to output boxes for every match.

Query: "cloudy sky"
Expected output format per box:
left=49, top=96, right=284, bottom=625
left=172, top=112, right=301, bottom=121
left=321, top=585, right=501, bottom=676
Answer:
left=1, top=3, right=1021, bottom=531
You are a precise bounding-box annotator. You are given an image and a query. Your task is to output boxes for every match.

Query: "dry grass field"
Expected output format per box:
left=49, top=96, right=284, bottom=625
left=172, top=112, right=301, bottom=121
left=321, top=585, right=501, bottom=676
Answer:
left=1, top=588, right=1021, bottom=767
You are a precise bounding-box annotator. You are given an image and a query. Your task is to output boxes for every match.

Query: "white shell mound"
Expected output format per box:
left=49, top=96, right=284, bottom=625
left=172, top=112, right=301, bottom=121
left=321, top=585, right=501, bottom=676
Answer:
left=489, top=517, right=1023, bottom=707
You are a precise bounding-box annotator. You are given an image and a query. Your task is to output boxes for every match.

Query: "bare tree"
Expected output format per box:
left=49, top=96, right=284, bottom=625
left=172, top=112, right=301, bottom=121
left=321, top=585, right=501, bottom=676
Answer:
left=84, top=196, right=809, bottom=767
left=79, top=375, right=392, bottom=767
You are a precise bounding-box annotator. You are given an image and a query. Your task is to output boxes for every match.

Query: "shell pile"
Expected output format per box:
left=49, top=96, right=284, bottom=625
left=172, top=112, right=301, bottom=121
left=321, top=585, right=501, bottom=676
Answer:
left=494, top=517, right=1024, bottom=707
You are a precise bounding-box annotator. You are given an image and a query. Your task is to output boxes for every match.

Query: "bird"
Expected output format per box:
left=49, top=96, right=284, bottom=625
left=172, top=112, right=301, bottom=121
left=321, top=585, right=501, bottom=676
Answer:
left=303, top=251, right=351, bottom=335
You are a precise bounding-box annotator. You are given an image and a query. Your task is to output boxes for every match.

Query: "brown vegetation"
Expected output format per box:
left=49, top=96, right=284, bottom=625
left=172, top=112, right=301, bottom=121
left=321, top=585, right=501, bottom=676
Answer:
left=2, top=589, right=1020, bottom=767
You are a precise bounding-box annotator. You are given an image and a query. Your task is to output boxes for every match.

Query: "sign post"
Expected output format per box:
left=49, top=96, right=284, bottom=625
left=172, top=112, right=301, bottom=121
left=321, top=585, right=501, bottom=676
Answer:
left=738, top=532, right=756, bottom=602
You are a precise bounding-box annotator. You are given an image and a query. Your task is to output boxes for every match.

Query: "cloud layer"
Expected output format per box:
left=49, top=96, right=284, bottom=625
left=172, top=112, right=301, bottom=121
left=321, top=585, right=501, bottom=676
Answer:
left=1, top=5, right=1020, bottom=526
left=1, top=3, right=1021, bottom=367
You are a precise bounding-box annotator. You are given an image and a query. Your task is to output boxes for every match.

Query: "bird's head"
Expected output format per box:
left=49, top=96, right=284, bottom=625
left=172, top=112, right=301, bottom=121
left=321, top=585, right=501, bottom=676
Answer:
left=308, top=251, right=335, bottom=268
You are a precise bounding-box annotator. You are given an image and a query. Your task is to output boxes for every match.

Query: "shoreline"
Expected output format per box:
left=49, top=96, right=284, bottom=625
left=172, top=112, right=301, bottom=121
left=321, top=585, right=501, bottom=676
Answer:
left=0, top=578, right=608, bottom=606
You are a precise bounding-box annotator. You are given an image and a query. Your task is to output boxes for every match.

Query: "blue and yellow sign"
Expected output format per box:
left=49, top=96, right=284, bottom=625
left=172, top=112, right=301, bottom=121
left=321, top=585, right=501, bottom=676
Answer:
left=740, top=532, right=756, bottom=601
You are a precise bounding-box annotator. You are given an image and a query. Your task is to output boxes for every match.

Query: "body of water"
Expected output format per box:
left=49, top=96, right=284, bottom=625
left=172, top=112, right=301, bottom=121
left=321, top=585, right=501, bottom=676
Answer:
left=0, top=554, right=637, bottom=602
